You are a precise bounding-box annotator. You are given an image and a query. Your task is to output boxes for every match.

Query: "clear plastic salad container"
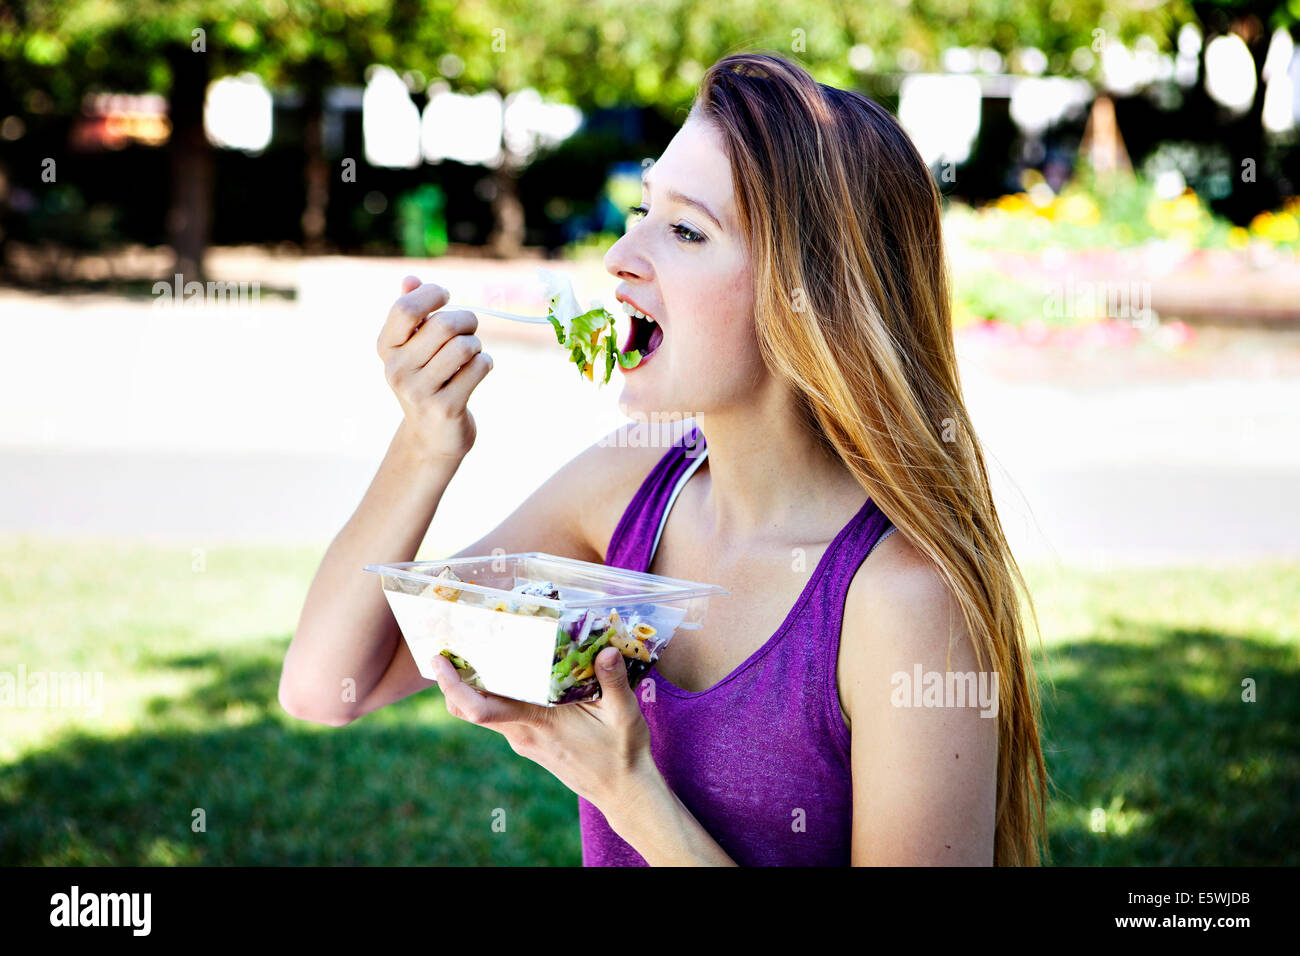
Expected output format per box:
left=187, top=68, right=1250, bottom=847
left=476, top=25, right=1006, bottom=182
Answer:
left=364, top=552, right=729, bottom=706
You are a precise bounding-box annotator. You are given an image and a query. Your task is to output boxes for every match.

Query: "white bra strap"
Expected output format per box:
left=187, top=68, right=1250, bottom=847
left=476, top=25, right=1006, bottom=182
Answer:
left=866, top=524, right=897, bottom=558
left=649, top=447, right=708, bottom=566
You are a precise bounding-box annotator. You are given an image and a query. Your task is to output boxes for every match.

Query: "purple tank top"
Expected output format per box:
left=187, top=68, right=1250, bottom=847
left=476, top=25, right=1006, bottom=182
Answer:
left=578, top=422, right=897, bottom=865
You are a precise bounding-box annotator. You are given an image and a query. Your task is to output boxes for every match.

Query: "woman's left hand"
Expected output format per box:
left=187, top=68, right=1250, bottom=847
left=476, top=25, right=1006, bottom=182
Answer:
left=430, top=647, right=655, bottom=811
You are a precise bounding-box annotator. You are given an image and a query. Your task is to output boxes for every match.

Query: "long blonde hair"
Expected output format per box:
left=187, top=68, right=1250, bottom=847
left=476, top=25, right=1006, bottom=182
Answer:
left=692, top=51, right=1052, bottom=865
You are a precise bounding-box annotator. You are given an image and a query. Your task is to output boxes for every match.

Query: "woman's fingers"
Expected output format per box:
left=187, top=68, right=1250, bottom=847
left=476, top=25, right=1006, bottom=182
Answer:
left=377, top=281, right=450, bottom=353
left=376, top=280, right=493, bottom=462
left=404, top=309, right=480, bottom=375
left=433, top=656, right=539, bottom=727
left=434, top=350, right=494, bottom=410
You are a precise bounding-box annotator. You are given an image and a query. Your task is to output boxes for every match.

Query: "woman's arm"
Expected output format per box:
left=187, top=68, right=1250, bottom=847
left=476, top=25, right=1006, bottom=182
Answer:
left=839, top=532, right=998, bottom=865
left=278, top=419, right=462, bottom=725
left=603, top=756, right=739, bottom=866
left=281, top=279, right=497, bottom=725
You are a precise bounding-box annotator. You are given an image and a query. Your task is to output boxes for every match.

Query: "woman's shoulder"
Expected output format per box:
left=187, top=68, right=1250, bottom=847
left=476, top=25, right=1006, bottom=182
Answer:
left=846, top=529, right=950, bottom=612
left=837, top=529, right=979, bottom=721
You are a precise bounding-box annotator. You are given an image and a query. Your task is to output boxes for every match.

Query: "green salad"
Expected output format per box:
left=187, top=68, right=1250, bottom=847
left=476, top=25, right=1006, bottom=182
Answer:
left=538, top=267, right=642, bottom=384
left=421, top=570, right=663, bottom=705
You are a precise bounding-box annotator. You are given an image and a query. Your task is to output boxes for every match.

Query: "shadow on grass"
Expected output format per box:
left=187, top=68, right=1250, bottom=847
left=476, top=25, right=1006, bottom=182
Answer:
left=141, top=646, right=285, bottom=721
left=1039, top=620, right=1299, bottom=865
left=0, top=642, right=581, bottom=865
left=4, top=621, right=1295, bottom=865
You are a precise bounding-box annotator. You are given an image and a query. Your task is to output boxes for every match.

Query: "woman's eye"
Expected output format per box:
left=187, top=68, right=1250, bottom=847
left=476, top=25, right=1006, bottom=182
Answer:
left=625, top=205, right=704, bottom=244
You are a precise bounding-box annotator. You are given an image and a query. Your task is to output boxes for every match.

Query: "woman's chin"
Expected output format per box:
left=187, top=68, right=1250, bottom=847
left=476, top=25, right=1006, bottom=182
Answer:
left=615, top=378, right=650, bottom=416
left=617, top=370, right=668, bottom=418
left=617, top=390, right=698, bottom=426
left=617, top=352, right=703, bottom=419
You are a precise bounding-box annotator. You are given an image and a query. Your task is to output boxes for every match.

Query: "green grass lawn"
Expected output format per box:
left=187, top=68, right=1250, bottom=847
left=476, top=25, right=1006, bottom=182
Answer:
left=0, top=534, right=1296, bottom=865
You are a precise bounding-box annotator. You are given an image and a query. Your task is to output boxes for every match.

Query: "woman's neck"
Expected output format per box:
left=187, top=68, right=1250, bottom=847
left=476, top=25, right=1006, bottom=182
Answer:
left=692, top=391, right=867, bottom=547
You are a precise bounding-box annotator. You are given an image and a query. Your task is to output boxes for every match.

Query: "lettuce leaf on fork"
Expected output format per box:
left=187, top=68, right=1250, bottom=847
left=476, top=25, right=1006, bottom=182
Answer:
left=538, top=267, right=641, bottom=385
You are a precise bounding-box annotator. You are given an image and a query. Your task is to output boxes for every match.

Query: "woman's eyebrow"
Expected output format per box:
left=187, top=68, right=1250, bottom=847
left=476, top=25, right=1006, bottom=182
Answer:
left=642, top=174, right=724, bottom=231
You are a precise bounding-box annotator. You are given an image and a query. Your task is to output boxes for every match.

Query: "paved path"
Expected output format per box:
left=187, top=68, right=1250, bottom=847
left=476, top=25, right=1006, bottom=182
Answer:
left=3, top=258, right=1298, bottom=567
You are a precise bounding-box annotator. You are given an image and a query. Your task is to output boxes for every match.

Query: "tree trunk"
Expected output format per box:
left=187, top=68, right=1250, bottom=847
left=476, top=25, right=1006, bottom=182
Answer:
left=486, top=89, right=525, bottom=258
left=1078, top=95, right=1133, bottom=179
left=300, top=58, right=329, bottom=252
left=0, top=161, right=11, bottom=281
left=1234, top=15, right=1276, bottom=215
left=487, top=164, right=525, bottom=258
left=164, top=45, right=213, bottom=280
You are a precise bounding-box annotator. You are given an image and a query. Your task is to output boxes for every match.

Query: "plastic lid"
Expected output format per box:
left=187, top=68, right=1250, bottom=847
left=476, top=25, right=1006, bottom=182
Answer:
left=363, top=551, right=728, bottom=610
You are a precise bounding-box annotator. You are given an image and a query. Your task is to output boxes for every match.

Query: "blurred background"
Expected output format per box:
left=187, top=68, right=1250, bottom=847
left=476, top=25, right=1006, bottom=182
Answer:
left=0, top=0, right=1296, bottom=865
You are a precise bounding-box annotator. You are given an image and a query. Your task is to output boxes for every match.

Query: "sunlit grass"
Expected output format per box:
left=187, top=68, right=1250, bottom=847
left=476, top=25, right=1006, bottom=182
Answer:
left=1021, top=561, right=1299, bottom=865
left=1, top=534, right=1296, bottom=865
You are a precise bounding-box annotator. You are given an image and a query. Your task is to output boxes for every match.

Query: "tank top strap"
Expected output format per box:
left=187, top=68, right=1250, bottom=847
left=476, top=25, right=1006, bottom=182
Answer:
left=605, top=422, right=707, bottom=571
left=835, top=498, right=898, bottom=579
left=808, top=494, right=897, bottom=752
left=815, top=495, right=898, bottom=640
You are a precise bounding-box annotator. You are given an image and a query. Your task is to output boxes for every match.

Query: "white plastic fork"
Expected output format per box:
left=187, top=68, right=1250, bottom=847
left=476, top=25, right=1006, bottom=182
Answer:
left=445, top=303, right=553, bottom=325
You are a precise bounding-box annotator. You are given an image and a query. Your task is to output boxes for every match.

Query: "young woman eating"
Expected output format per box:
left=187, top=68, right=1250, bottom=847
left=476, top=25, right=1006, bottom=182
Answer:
left=280, top=51, right=1051, bottom=866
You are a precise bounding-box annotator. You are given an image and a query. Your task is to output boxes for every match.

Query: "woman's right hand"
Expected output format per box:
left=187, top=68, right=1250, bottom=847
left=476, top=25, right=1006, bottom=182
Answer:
left=377, top=276, right=494, bottom=463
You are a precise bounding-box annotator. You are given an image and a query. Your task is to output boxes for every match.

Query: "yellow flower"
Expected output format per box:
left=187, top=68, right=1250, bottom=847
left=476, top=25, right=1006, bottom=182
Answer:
left=1227, top=226, right=1250, bottom=249
left=1148, top=189, right=1208, bottom=238
left=994, top=192, right=1032, bottom=215
left=1248, top=210, right=1273, bottom=234
left=1172, top=191, right=1203, bottom=227
left=952, top=299, right=979, bottom=329
left=1056, top=193, right=1101, bottom=226
left=1253, top=212, right=1299, bottom=244
left=1147, top=201, right=1172, bottom=232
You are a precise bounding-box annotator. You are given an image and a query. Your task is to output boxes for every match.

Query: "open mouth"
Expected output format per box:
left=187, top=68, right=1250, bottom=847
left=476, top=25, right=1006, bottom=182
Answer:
left=621, top=308, right=663, bottom=360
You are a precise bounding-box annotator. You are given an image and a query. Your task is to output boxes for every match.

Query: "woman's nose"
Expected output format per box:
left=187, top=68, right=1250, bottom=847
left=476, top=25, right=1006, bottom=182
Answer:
left=604, top=231, right=646, bottom=281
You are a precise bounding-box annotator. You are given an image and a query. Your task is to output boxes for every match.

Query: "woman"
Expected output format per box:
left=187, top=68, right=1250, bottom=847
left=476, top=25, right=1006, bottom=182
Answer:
left=279, top=51, right=1051, bottom=866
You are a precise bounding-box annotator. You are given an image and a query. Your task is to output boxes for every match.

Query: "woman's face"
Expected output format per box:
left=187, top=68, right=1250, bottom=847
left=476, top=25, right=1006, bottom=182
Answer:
left=604, top=114, right=760, bottom=418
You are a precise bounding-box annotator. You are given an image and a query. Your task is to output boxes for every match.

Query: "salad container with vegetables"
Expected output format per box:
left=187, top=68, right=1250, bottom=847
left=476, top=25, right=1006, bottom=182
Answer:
left=365, top=553, right=728, bottom=706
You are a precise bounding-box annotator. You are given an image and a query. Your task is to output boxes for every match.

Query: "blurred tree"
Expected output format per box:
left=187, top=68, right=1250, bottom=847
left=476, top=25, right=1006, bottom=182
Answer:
left=2, top=1, right=246, bottom=278
left=1184, top=1, right=1299, bottom=217
left=0, top=0, right=434, bottom=277
left=4, top=0, right=1293, bottom=267
left=885, top=0, right=1185, bottom=67
left=434, top=0, right=912, bottom=255
left=235, top=1, right=445, bottom=254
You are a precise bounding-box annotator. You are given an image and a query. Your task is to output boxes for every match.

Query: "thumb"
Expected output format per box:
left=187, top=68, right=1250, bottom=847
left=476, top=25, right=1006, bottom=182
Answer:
left=595, top=647, right=632, bottom=699
left=400, top=274, right=421, bottom=294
